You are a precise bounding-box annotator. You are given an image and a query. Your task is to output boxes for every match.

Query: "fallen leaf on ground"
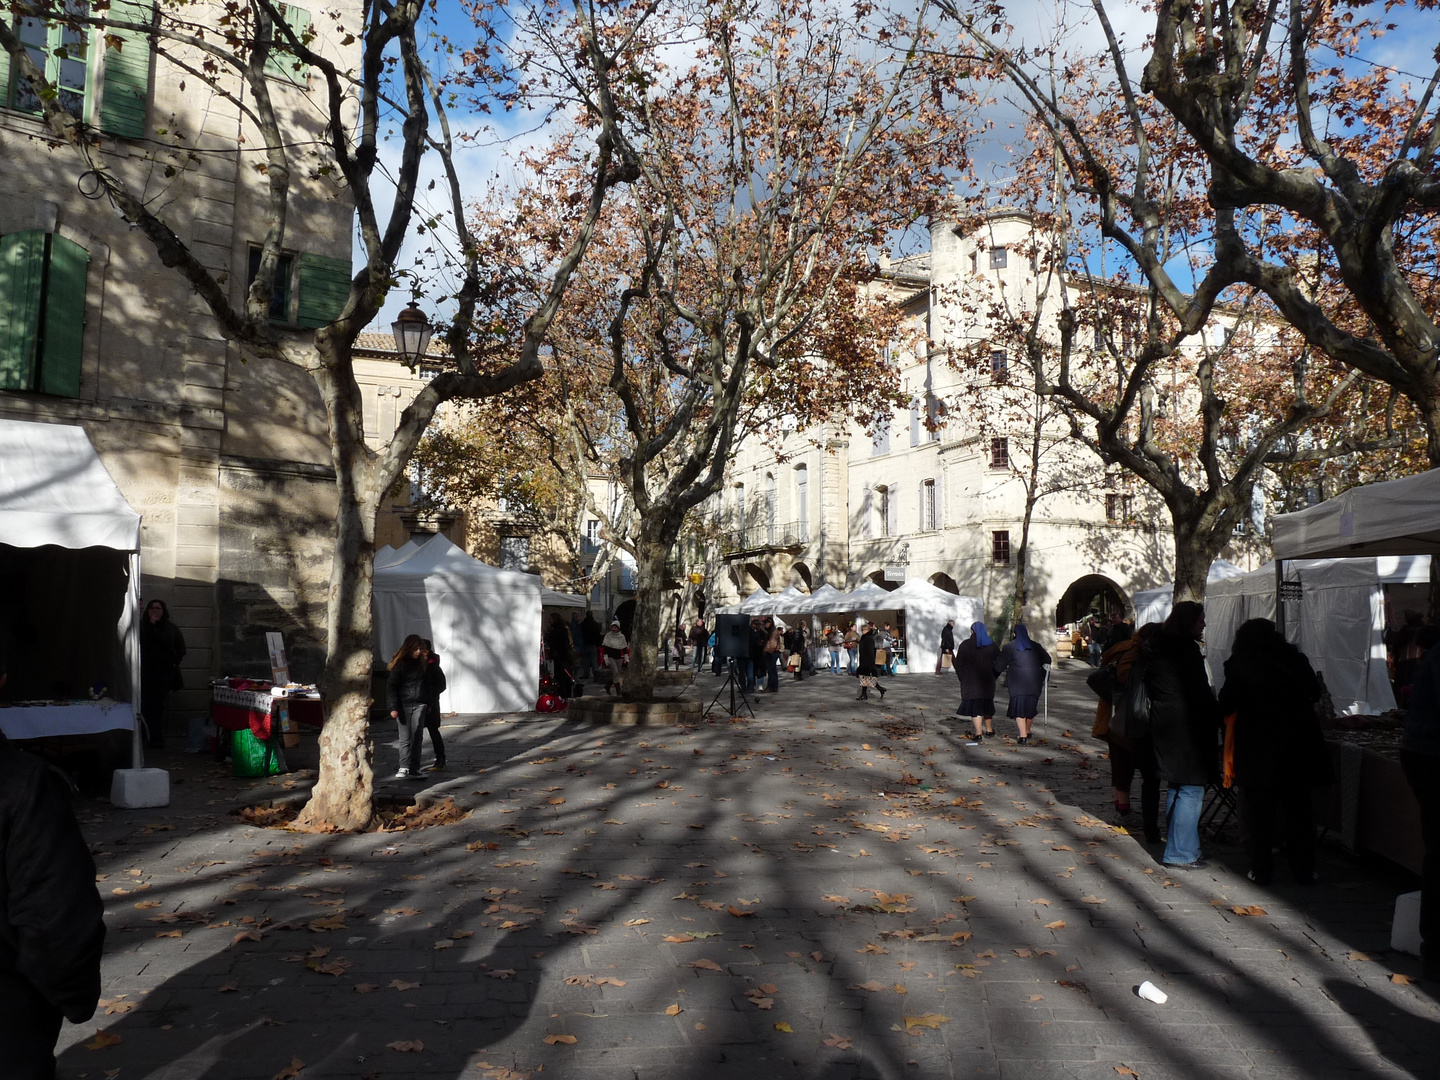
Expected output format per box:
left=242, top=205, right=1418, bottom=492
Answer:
left=773, top=1022, right=794, bottom=1033
left=811, top=951, right=824, bottom=962
left=271, top=1057, right=305, bottom=1079
left=1081, top=895, right=1106, bottom=905
left=822, top=895, right=850, bottom=905
left=390, top=979, right=420, bottom=991
left=384, top=907, right=421, bottom=917
left=233, top=930, right=263, bottom=943
left=1391, top=973, right=1413, bottom=985
left=386, top=1040, right=424, bottom=1052
left=354, top=984, right=378, bottom=993
left=665, top=1004, right=683, bottom=1016
left=689, top=958, right=724, bottom=972
left=84, top=1031, right=123, bottom=1050
left=134, top=900, right=162, bottom=909
left=1231, top=905, right=1267, bottom=917
left=101, top=1000, right=137, bottom=1016
left=624, top=918, right=651, bottom=926
left=727, top=906, right=754, bottom=918
left=543, top=1034, right=578, bottom=1045
left=850, top=980, right=887, bottom=992
left=824, top=1035, right=853, bottom=1049
left=1045, top=920, right=1067, bottom=930
left=1348, top=950, right=1370, bottom=961
left=1115, top=1068, right=1139, bottom=1078
left=903, top=1014, right=950, bottom=1031
left=664, top=933, right=697, bottom=943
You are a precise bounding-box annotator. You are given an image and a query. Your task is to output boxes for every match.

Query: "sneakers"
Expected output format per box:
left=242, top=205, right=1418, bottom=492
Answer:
left=394, top=768, right=412, bottom=779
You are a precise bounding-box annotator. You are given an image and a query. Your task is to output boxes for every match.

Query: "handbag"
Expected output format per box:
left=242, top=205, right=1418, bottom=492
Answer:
left=1110, top=655, right=1151, bottom=740
left=859, top=675, right=878, bottom=688
left=1086, top=663, right=1118, bottom=704
left=787, top=653, right=802, bottom=671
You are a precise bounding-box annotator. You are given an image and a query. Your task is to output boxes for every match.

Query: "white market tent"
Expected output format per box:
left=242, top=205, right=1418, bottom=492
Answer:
left=1273, top=468, right=1440, bottom=559
left=375, top=539, right=420, bottom=569
left=799, top=583, right=849, bottom=613
left=0, top=419, right=142, bottom=759
left=1131, top=559, right=1248, bottom=627
left=1203, top=556, right=1430, bottom=716
left=373, top=533, right=541, bottom=714
left=541, top=586, right=587, bottom=609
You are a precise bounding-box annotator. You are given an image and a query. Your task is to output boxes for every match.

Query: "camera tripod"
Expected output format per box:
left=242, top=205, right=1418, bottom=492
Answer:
left=704, top=656, right=755, bottom=721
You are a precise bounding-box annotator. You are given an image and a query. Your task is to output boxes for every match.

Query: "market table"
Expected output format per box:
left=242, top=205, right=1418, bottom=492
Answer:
left=210, top=680, right=323, bottom=740
left=0, top=699, right=135, bottom=741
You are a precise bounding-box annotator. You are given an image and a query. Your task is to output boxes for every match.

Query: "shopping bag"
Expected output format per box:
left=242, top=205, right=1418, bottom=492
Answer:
left=787, top=653, right=802, bottom=671
left=231, top=726, right=286, bottom=777
left=941, top=653, right=953, bottom=670
left=875, top=648, right=888, bottom=665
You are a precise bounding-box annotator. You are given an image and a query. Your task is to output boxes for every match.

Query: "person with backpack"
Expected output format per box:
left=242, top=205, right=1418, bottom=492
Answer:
left=1094, top=622, right=1163, bottom=841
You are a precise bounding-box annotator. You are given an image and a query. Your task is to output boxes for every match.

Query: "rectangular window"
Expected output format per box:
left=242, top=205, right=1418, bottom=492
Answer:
left=989, top=246, right=1007, bottom=269
left=582, top=519, right=601, bottom=554
left=992, top=530, right=1011, bottom=565
left=969, top=251, right=978, bottom=273
left=926, top=394, right=942, bottom=442
left=921, top=479, right=936, bottom=532
left=6, top=4, right=90, bottom=116
left=264, top=3, right=313, bottom=80
left=877, top=487, right=891, bottom=538
left=1106, top=493, right=1133, bottom=521
left=989, top=437, right=1009, bottom=470
left=990, top=349, right=1008, bottom=380
left=871, top=418, right=891, bottom=456
left=247, top=247, right=294, bottom=323
left=499, top=535, right=530, bottom=571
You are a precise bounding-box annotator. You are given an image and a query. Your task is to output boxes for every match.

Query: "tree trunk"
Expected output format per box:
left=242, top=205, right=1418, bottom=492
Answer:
left=295, top=347, right=383, bottom=832
left=625, top=528, right=673, bottom=700
left=1170, top=526, right=1212, bottom=605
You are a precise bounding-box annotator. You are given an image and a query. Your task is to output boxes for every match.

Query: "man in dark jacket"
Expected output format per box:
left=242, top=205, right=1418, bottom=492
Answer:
left=0, top=734, right=106, bottom=1077
left=1146, top=602, right=1221, bottom=868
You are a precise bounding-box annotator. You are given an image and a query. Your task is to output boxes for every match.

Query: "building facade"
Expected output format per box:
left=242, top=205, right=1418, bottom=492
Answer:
left=719, top=210, right=1265, bottom=644
left=0, top=2, right=363, bottom=717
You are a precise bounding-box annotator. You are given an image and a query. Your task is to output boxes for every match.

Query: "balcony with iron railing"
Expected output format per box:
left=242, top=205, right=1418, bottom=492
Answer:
left=720, top=519, right=810, bottom=555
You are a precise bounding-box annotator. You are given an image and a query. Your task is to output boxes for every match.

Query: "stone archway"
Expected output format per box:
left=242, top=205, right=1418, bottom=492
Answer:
left=789, top=562, right=813, bottom=591
left=1054, top=574, right=1127, bottom=628
left=929, top=572, right=960, bottom=595
left=743, top=562, right=771, bottom=593
left=866, top=569, right=900, bottom=592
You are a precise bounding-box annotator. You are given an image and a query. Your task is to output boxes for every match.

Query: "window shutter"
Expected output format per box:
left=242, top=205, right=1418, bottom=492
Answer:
left=0, top=21, right=10, bottom=105
left=296, top=253, right=351, bottom=328
left=39, top=234, right=88, bottom=397
left=909, top=402, right=920, bottom=447
left=934, top=472, right=943, bottom=529
left=887, top=486, right=898, bottom=536
left=862, top=488, right=872, bottom=539
left=0, top=231, right=46, bottom=391
left=99, top=0, right=153, bottom=138
left=265, top=5, right=312, bottom=79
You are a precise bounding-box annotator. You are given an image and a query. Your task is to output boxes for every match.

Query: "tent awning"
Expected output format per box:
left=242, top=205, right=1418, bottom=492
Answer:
left=1273, top=469, right=1440, bottom=559
left=541, top=587, right=587, bottom=608
left=0, top=418, right=141, bottom=550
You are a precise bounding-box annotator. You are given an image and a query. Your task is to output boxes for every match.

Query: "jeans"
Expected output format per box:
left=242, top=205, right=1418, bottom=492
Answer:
left=829, top=647, right=842, bottom=673
left=692, top=643, right=708, bottom=671
left=766, top=652, right=780, bottom=692
left=397, top=703, right=427, bottom=773
left=742, top=657, right=756, bottom=692
left=846, top=648, right=858, bottom=674
left=1163, top=784, right=1205, bottom=865
left=1088, top=640, right=1103, bottom=666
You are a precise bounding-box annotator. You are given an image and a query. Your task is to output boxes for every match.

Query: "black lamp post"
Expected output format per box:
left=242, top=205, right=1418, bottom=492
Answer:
left=391, top=301, right=432, bottom=367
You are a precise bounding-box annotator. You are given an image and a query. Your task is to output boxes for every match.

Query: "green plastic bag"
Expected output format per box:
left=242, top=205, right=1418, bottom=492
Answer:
left=231, top=726, right=287, bottom=777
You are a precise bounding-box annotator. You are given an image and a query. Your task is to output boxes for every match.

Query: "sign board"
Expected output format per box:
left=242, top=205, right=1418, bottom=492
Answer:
left=265, top=632, right=290, bottom=684
left=884, top=565, right=907, bottom=582
left=1278, top=582, right=1303, bottom=602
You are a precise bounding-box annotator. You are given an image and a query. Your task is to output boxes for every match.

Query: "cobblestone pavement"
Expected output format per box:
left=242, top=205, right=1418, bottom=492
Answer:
left=54, top=663, right=1436, bottom=1079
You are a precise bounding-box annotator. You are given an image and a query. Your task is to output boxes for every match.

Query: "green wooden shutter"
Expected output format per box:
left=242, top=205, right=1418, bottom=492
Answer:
left=38, top=233, right=88, bottom=397
left=296, top=253, right=351, bottom=328
left=264, top=5, right=311, bottom=80
left=98, top=0, right=152, bottom=138
left=0, top=20, right=11, bottom=109
left=0, top=231, right=46, bottom=391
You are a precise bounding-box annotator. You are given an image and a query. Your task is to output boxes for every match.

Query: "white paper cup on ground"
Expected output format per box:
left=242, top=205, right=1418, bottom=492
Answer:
left=1136, top=981, right=1167, bottom=1004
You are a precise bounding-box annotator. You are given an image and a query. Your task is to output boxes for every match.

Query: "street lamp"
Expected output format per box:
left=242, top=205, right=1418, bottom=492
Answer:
left=391, top=302, right=432, bottom=368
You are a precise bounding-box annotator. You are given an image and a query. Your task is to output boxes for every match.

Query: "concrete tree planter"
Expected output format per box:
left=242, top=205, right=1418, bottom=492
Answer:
left=567, top=696, right=702, bottom=726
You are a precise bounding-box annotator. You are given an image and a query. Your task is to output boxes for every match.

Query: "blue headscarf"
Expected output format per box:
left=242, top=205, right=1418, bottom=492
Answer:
left=970, top=621, right=992, bottom=647
left=1013, top=623, right=1033, bottom=651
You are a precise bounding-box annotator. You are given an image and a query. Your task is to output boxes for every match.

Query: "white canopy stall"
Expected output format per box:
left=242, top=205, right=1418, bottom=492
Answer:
left=373, top=533, right=542, bottom=714
left=1273, top=469, right=1440, bottom=559
left=1131, top=559, right=1248, bottom=627
left=0, top=419, right=142, bottom=762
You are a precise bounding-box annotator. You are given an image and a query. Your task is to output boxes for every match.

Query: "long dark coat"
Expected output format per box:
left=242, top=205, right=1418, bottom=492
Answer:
left=857, top=631, right=880, bottom=676
left=993, top=640, right=1051, bottom=697
left=1219, top=643, right=1333, bottom=789
left=0, top=735, right=105, bottom=1076
left=1145, top=633, right=1221, bottom=786
left=954, top=638, right=1000, bottom=699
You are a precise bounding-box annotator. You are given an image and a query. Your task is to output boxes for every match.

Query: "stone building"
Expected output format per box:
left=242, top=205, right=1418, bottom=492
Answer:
left=0, top=2, right=363, bottom=721
left=719, top=210, right=1266, bottom=645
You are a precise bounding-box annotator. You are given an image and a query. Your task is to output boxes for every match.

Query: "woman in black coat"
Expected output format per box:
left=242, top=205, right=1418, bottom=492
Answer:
left=856, top=626, right=886, bottom=701
left=139, top=598, right=186, bottom=749
left=1144, top=601, right=1221, bottom=868
left=954, top=621, right=1000, bottom=739
left=386, top=635, right=429, bottom=780
left=1219, top=619, right=1333, bottom=884
left=993, top=623, right=1050, bottom=744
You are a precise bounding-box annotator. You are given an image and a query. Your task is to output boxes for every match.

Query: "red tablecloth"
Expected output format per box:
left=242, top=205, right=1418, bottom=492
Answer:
left=211, top=690, right=324, bottom=739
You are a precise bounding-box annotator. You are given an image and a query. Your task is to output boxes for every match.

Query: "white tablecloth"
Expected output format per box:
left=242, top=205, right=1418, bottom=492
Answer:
left=0, top=700, right=136, bottom=740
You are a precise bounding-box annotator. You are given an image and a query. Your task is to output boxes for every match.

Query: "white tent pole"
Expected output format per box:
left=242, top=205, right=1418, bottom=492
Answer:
left=127, top=551, right=144, bottom=770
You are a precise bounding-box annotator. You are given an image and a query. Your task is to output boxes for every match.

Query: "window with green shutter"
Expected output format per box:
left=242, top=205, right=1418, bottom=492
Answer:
left=0, top=230, right=89, bottom=398
left=263, top=4, right=312, bottom=82
left=296, top=253, right=350, bottom=328
left=3, top=2, right=92, bottom=118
